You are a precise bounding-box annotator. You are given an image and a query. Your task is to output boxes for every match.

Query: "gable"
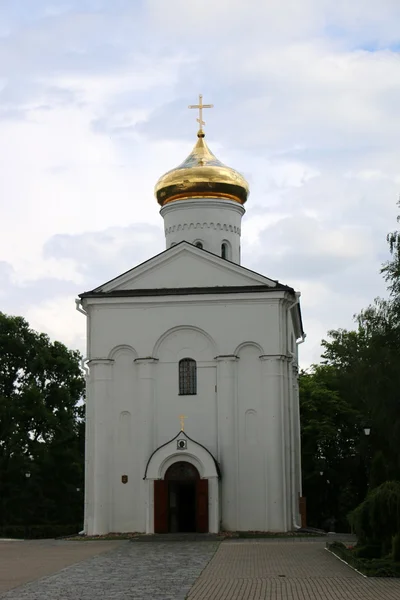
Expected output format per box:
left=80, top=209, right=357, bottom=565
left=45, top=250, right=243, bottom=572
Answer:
left=90, top=243, right=278, bottom=293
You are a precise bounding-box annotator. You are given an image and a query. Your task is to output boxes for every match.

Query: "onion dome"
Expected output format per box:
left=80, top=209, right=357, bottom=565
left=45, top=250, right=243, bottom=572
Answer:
left=155, top=131, right=249, bottom=207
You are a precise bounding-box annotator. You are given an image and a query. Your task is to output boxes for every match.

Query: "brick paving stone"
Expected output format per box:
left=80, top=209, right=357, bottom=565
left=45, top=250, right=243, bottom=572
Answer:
left=3, top=538, right=400, bottom=599
left=0, top=541, right=219, bottom=600
left=187, top=540, right=400, bottom=600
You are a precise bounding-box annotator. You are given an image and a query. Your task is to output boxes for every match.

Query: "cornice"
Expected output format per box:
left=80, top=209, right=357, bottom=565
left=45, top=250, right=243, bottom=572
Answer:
left=214, top=354, right=239, bottom=361
left=165, top=222, right=241, bottom=235
left=259, top=354, right=292, bottom=362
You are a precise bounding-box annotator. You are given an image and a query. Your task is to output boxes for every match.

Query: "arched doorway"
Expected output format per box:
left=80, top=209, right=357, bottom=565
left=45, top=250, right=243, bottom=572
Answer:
left=154, top=461, right=209, bottom=533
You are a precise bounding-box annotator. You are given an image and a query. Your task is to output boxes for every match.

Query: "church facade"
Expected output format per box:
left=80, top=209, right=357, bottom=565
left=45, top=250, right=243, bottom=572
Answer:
left=77, top=103, right=305, bottom=535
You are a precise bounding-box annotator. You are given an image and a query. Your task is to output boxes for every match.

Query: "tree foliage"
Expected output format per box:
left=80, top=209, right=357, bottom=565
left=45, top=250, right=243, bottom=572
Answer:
left=300, top=366, right=365, bottom=530
left=0, top=313, right=85, bottom=528
left=300, top=201, right=400, bottom=531
left=349, top=481, right=400, bottom=556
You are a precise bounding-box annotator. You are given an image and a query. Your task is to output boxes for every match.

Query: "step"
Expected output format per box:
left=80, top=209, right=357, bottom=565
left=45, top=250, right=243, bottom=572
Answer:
left=130, top=533, right=223, bottom=542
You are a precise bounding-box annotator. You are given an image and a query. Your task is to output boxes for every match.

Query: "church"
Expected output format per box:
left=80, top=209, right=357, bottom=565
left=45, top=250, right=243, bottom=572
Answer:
left=76, top=96, right=305, bottom=535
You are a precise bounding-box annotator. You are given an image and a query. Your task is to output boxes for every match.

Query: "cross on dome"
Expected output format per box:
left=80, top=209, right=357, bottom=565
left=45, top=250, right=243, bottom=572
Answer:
left=188, top=94, right=213, bottom=136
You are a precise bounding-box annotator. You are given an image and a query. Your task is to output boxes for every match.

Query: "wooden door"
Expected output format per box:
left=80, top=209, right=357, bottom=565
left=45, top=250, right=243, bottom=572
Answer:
left=196, top=479, right=209, bottom=533
left=154, top=480, right=168, bottom=533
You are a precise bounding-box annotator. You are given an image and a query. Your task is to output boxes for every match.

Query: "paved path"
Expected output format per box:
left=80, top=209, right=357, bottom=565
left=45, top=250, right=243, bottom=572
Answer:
left=1, top=538, right=400, bottom=599
left=0, top=539, right=122, bottom=594
left=188, top=539, right=400, bottom=599
left=0, top=541, right=218, bottom=599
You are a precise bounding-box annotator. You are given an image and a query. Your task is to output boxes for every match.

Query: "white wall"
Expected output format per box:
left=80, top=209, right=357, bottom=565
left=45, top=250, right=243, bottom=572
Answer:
left=83, top=291, right=301, bottom=534
left=160, top=198, right=245, bottom=263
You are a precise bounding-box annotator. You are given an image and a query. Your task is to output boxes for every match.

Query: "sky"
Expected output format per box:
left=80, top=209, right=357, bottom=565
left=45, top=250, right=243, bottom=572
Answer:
left=1, top=0, right=400, bottom=367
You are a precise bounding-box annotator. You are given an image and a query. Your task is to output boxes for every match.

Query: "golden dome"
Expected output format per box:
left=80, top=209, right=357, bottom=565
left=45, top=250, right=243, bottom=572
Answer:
left=155, top=131, right=249, bottom=207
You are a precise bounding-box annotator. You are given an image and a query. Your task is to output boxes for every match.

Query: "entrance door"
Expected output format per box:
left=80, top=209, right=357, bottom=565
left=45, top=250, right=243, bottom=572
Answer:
left=154, top=461, right=209, bottom=533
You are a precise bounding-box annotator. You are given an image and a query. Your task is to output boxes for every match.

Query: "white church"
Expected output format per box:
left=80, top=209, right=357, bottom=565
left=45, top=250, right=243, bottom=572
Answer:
left=76, top=96, right=305, bottom=535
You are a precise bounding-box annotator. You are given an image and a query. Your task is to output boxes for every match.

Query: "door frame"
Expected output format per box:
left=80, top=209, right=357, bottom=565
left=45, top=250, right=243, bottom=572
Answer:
left=154, top=462, right=209, bottom=534
left=147, top=475, right=219, bottom=534
left=144, top=435, right=220, bottom=534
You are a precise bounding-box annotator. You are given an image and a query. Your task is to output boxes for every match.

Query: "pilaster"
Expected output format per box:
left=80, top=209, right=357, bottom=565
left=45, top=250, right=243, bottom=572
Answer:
left=259, top=354, right=289, bottom=531
left=135, top=357, right=158, bottom=528
left=215, top=355, right=239, bottom=529
left=292, top=363, right=302, bottom=521
left=87, top=358, right=114, bottom=535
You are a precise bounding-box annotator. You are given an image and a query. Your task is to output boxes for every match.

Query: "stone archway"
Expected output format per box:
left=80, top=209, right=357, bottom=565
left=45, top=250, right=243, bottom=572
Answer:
left=154, top=461, right=209, bottom=533
left=144, top=431, right=220, bottom=534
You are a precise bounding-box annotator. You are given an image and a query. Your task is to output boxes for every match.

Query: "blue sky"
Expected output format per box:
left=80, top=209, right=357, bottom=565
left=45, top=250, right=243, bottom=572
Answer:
left=1, top=0, right=400, bottom=366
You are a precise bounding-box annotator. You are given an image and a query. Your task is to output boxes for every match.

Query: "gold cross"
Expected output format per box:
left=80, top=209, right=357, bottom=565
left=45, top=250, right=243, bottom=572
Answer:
left=188, top=94, right=213, bottom=133
left=179, top=414, right=187, bottom=431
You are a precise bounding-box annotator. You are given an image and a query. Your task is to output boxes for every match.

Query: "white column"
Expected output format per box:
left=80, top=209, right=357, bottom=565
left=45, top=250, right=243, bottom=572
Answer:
left=88, top=358, right=113, bottom=535
left=135, top=357, right=158, bottom=531
left=260, top=355, right=287, bottom=532
left=208, top=477, right=220, bottom=533
left=282, top=356, right=292, bottom=529
left=146, top=480, right=154, bottom=534
left=292, top=364, right=302, bottom=521
left=83, top=362, right=93, bottom=534
left=215, top=355, right=238, bottom=530
left=287, top=356, right=299, bottom=529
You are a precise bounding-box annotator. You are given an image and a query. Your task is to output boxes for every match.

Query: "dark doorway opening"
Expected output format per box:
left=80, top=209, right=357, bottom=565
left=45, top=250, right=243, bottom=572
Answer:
left=168, top=481, right=196, bottom=532
left=166, top=462, right=198, bottom=533
left=154, top=461, right=209, bottom=534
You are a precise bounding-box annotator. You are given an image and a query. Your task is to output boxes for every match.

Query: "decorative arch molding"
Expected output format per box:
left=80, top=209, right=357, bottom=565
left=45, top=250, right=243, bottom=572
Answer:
left=152, top=325, right=217, bottom=359
left=164, top=222, right=241, bottom=235
left=234, top=341, right=265, bottom=356
left=160, top=453, right=204, bottom=479
left=144, top=431, right=221, bottom=480
left=245, top=409, right=258, bottom=445
left=107, top=344, right=138, bottom=360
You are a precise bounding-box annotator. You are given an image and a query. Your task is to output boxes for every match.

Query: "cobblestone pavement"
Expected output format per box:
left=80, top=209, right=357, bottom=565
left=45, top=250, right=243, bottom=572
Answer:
left=187, top=540, right=400, bottom=599
left=0, top=539, right=122, bottom=594
left=0, top=541, right=219, bottom=600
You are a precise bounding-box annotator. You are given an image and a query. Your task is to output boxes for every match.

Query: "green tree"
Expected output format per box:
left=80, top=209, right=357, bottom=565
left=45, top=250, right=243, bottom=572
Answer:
left=0, top=313, right=85, bottom=528
left=301, top=202, right=400, bottom=531
left=370, top=451, right=388, bottom=490
left=300, top=365, right=363, bottom=530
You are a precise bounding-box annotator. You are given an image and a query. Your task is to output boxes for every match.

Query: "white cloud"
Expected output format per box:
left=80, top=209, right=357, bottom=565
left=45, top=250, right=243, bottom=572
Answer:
left=25, top=295, right=86, bottom=351
left=1, top=0, right=399, bottom=367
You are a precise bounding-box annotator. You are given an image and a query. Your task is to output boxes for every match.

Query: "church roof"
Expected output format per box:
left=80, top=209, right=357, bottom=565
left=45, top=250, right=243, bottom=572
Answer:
left=79, top=241, right=293, bottom=297
left=154, top=131, right=249, bottom=207
left=80, top=283, right=293, bottom=298
left=78, top=242, right=304, bottom=338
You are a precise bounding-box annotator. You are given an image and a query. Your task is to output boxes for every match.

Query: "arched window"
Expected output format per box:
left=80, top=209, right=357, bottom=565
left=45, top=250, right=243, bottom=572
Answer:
left=179, top=358, right=197, bottom=395
left=194, top=241, right=203, bottom=249
left=221, top=242, right=228, bottom=259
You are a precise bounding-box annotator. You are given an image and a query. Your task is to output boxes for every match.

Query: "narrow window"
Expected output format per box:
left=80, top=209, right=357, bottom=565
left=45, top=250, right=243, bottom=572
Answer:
left=179, top=358, right=197, bottom=395
left=195, top=241, right=203, bottom=249
left=221, top=242, right=228, bottom=259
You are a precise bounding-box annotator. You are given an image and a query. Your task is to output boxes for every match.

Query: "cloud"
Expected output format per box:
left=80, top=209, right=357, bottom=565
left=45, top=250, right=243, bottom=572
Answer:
left=44, top=223, right=164, bottom=289
left=1, top=0, right=400, bottom=367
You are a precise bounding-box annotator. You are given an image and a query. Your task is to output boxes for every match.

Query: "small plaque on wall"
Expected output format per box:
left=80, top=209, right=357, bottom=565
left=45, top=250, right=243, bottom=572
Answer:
left=121, top=475, right=128, bottom=484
